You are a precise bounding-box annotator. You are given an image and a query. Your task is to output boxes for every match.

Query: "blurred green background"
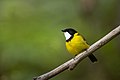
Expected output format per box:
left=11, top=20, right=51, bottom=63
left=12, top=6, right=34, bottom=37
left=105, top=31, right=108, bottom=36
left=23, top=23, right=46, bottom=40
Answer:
left=0, top=0, right=120, bottom=80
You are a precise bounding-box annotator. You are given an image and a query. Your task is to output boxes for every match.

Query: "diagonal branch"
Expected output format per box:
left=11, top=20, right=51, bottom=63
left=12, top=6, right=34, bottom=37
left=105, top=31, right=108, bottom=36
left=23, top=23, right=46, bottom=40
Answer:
left=33, top=25, right=120, bottom=80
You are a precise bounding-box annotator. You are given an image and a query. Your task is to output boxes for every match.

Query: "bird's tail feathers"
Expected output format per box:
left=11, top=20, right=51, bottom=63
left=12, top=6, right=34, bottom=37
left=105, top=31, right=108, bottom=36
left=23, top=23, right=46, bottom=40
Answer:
left=88, top=54, right=97, bottom=63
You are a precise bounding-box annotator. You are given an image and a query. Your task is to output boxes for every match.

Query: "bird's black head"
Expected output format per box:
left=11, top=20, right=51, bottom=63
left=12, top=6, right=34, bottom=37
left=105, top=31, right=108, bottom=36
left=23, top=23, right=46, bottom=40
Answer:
left=61, top=28, right=77, bottom=35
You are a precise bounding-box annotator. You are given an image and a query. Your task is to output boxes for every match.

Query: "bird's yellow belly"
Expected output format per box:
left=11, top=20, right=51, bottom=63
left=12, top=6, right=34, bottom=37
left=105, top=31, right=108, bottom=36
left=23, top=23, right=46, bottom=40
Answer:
left=66, top=35, right=89, bottom=56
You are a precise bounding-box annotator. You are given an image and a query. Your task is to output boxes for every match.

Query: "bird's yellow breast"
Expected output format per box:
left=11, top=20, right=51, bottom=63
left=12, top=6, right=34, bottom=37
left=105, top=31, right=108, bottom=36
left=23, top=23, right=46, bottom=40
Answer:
left=66, top=33, right=89, bottom=56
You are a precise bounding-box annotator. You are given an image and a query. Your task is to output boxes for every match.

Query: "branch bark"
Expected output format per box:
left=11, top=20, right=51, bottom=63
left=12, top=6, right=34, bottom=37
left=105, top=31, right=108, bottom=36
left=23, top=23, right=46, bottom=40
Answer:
left=33, top=25, right=120, bottom=80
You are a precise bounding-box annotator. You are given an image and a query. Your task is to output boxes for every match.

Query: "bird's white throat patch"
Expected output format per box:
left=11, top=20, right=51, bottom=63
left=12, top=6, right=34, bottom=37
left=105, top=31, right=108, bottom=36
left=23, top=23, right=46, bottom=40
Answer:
left=64, top=32, right=72, bottom=40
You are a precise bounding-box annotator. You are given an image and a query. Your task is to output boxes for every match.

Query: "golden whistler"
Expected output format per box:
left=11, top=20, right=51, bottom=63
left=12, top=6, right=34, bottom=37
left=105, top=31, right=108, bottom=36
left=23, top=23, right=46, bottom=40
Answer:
left=62, top=28, right=97, bottom=63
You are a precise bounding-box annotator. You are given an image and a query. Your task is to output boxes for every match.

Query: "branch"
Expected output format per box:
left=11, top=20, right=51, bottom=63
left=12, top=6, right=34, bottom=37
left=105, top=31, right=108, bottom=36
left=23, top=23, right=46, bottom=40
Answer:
left=33, top=25, right=120, bottom=80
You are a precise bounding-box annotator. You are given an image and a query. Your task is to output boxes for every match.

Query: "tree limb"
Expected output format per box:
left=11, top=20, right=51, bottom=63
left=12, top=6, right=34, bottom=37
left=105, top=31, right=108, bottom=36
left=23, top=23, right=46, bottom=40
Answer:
left=33, top=25, right=120, bottom=80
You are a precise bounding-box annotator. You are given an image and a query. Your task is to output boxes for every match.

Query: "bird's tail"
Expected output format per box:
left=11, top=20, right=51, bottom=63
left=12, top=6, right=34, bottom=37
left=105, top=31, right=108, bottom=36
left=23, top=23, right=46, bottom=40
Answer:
left=88, top=54, right=97, bottom=63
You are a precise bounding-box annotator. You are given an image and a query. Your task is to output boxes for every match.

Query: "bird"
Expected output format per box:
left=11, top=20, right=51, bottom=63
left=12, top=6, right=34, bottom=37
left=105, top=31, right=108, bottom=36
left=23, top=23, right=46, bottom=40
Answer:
left=62, top=28, right=97, bottom=63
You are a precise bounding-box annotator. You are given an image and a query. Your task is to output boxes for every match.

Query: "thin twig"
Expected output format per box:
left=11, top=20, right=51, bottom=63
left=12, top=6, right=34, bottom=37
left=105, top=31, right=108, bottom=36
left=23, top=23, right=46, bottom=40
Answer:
left=33, top=25, right=120, bottom=80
